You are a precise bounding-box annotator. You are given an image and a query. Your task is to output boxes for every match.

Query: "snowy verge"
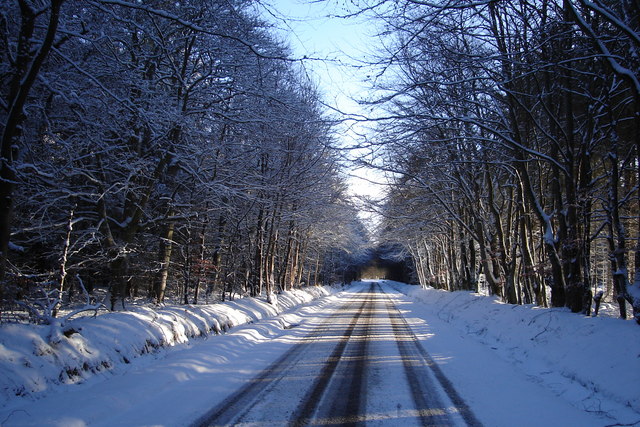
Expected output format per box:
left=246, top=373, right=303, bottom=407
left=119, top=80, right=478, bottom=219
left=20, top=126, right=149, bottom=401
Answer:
left=385, top=281, right=640, bottom=416
left=0, top=286, right=332, bottom=407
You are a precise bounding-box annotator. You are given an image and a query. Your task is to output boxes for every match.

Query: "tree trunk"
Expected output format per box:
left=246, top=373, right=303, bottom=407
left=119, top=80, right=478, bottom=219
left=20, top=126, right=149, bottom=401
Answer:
left=53, top=203, right=76, bottom=317
left=289, top=235, right=301, bottom=289
left=634, top=110, right=640, bottom=324
left=606, top=141, right=631, bottom=319
left=251, top=208, right=265, bottom=297
left=279, top=221, right=295, bottom=291
left=475, top=220, right=502, bottom=297
left=154, top=209, right=176, bottom=304
left=192, top=216, right=208, bottom=305
left=294, top=235, right=308, bottom=287
left=0, top=0, right=64, bottom=285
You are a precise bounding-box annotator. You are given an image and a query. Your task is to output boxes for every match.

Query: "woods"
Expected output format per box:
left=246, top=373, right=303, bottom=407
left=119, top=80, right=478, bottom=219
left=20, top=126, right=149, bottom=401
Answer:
left=370, top=0, right=640, bottom=322
left=0, top=0, right=368, bottom=320
left=2, top=0, right=639, bottom=326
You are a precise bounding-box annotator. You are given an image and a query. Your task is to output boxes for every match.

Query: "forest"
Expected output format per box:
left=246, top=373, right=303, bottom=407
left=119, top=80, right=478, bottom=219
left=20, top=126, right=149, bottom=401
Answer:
left=0, top=0, right=369, bottom=321
left=1, top=0, right=640, bottom=326
left=370, top=0, right=640, bottom=322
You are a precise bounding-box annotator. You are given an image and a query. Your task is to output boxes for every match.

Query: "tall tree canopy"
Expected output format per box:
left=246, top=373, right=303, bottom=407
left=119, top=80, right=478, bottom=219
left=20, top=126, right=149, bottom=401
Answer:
left=367, top=0, right=640, bottom=322
left=0, top=0, right=370, bottom=319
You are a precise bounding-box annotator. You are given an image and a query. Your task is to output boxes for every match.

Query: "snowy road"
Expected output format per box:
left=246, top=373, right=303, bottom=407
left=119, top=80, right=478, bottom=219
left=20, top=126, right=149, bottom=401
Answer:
left=1, top=281, right=637, bottom=427
left=193, top=283, right=478, bottom=426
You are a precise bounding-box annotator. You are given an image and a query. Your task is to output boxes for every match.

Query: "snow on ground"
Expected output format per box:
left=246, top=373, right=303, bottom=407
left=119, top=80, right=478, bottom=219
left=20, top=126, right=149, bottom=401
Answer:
left=0, top=285, right=348, bottom=427
left=0, top=286, right=332, bottom=409
left=0, top=281, right=638, bottom=427
left=386, top=280, right=640, bottom=426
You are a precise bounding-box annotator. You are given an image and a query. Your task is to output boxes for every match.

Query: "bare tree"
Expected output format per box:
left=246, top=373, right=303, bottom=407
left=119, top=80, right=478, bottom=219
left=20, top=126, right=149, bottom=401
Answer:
left=365, top=0, right=639, bottom=321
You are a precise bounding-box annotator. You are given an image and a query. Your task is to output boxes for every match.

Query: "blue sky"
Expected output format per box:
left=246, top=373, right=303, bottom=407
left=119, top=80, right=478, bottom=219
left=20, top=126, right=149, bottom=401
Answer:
left=259, top=0, right=386, bottom=227
left=261, top=0, right=375, bottom=117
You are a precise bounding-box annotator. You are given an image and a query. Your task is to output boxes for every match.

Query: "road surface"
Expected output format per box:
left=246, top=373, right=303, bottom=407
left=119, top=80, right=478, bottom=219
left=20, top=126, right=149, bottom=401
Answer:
left=192, top=282, right=481, bottom=426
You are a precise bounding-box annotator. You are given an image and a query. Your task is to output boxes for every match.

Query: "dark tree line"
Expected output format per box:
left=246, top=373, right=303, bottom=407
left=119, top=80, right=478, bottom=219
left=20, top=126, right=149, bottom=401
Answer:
left=0, top=0, right=369, bottom=321
left=367, top=0, right=640, bottom=322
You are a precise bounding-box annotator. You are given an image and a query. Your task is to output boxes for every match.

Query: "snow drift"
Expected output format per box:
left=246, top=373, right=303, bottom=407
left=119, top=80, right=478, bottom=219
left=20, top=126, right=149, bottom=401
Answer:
left=0, top=286, right=331, bottom=407
left=387, top=281, right=640, bottom=416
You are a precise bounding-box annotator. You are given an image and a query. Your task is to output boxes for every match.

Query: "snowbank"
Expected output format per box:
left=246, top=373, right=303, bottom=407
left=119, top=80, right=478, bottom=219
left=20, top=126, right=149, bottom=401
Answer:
left=0, top=286, right=331, bottom=407
left=386, top=281, right=640, bottom=415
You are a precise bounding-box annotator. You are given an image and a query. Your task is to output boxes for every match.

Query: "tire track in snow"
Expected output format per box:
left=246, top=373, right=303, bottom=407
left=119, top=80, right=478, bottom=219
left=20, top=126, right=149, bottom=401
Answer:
left=382, top=286, right=483, bottom=427
left=293, top=285, right=374, bottom=426
left=191, top=285, right=373, bottom=427
left=289, top=283, right=374, bottom=426
left=193, top=283, right=481, bottom=427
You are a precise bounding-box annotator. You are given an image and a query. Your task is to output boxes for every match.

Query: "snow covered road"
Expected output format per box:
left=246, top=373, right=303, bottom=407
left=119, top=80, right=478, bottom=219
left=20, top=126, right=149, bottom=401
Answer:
left=1, top=281, right=638, bottom=426
left=193, top=282, right=476, bottom=426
